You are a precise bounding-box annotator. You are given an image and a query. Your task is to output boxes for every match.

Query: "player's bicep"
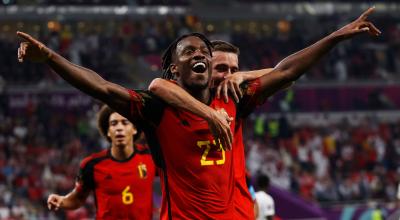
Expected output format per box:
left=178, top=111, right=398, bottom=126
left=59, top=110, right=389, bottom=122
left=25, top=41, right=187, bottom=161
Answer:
left=238, top=79, right=265, bottom=117
left=257, top=69, right=294, bottom=98
left=75, top=166, right=94, bottom=194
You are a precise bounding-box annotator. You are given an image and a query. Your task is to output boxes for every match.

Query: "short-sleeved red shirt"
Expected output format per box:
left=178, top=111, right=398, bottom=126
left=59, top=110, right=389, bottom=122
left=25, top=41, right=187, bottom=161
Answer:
left=76, top=145, right=156, bottom=220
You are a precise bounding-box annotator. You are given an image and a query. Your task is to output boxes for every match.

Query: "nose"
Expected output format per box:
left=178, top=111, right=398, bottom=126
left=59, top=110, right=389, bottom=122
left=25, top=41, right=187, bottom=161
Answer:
left=115, top=122, right=124, bottom=131
left=193, top=49, right=205, bottom=60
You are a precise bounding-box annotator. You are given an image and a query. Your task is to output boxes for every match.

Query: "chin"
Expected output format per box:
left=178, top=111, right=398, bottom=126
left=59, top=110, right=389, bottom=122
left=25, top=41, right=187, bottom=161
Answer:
left=115, top=141, right=126, bottom=147
left=191, top=81, right=209, bottom=91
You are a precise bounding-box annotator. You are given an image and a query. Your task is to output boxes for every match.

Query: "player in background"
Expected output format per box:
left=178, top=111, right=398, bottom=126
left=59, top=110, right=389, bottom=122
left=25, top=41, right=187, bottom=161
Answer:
left=47, top=105, right=156, bottom=220
left=255, top=174, right=275, bottom=220
left=147, top=7, right=380, bottom=219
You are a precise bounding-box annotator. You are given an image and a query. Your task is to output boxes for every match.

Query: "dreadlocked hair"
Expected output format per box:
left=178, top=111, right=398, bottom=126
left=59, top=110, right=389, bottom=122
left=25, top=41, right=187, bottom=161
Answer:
left=161, top=33, right=213, bottom=80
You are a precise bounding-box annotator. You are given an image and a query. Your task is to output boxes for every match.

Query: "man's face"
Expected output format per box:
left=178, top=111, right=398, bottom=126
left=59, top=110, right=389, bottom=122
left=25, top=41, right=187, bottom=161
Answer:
left=211, top=51, right=239, bottom=88
left=107, top=112, right=137, bottom=147
left=173, top=36, right=212, bottom=91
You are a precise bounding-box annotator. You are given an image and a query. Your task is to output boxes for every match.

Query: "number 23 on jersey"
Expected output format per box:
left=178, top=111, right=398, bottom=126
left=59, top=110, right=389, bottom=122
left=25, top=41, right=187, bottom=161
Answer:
left=197, top=140, right=226, bottom=166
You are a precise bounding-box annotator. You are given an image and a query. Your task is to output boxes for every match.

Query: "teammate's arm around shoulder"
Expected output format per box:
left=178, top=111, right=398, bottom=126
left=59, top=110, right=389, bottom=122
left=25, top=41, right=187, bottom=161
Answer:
left=16, top=31, right=132, bottom=118
left=47, top=188, right=90, bottom=211
left=149, top=78, right=233, bottom=149
left=216, top=68, right=274, bottom=103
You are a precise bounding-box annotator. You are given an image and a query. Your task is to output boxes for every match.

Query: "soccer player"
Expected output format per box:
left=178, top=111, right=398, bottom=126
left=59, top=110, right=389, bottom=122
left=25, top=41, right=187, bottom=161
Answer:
left=150, top=38, right=274, bottom=220
left=147, top=7, right=380, bottom=219
left=18, top=32, right=236, bottom=219
left=47, top=105, right=156, bottom=220
left=255, top=175, right=275, bottom=220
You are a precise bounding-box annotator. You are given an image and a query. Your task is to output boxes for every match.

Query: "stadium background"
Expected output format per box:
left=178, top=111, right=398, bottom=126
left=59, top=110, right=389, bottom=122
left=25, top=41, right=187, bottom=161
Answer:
left=1, top=0, right=400, bottom=219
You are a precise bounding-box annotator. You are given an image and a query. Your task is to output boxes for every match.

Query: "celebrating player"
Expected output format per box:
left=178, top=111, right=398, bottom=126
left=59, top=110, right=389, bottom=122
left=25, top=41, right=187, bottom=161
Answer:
left=147, top=7, right=380, bottom=220
left=47, top=105, right=156, bottom=220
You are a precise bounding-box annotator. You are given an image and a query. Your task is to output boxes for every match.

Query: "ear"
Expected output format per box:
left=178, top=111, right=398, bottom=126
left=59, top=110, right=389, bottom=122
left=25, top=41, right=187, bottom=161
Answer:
left=107, top=130, right=111, bottom=138
left=132, top=126, right=137, bottom=136
left=170, top=64, right=179, bottom=77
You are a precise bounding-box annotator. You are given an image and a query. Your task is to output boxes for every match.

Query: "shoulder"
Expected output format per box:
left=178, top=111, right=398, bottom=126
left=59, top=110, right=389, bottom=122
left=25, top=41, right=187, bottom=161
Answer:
left=135, top=144, right=151, bottom=155
left=265, top=193, right=274, bottom=203
left=80, top=149, right=109, bottom=169
left=241, top=78, right=261, bottom=96
left=255, top=191, right=268, bottom=201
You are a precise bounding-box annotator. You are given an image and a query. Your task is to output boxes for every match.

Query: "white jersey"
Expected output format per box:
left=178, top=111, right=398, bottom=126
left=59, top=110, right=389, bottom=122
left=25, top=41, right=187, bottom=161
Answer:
left=255, top=191, right=275, bottom=220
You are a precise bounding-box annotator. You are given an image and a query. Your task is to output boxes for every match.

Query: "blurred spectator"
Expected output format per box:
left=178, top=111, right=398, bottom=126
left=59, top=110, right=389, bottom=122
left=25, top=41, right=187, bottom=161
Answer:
left=1, top=15, right=399, bottom=87
left=246, top=114, right=400, bottom=204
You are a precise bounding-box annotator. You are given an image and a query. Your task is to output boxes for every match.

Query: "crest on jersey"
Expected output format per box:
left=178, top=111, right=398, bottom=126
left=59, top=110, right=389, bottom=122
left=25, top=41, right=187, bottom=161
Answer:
left=138, top=163, right=147, bottom=179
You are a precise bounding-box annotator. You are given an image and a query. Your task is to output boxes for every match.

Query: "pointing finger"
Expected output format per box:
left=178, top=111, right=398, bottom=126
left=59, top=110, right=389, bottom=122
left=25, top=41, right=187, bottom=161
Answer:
left=358, top=6, right=375, bottom=21
left=17, top=31, right=34, bottom=42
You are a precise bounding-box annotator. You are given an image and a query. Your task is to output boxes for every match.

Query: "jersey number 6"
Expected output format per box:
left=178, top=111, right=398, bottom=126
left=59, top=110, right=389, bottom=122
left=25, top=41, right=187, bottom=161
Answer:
left=122, top=186, right=134, bottom=205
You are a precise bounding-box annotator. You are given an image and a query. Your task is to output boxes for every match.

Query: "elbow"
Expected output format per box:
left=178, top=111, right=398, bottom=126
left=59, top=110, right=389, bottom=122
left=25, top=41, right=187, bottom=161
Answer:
left=148, top=78, right=166, bottom=94
left=276, top=66, right=301, bottom=82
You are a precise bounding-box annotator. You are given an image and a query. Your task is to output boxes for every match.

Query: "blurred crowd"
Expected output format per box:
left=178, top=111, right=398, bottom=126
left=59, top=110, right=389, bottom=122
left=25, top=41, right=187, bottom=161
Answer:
left=1, top=0, right=189, bottom=6
left=1, top=96, right=400, bottom=218
left=0, top=98, right=101, bottom=219
left=246, top=114, right=400, bottom=204
left=1, top=5, right=400, bottom=220
left=3, top=0, right=398, bottom=6
left=1, top=14, right=399, bottom=88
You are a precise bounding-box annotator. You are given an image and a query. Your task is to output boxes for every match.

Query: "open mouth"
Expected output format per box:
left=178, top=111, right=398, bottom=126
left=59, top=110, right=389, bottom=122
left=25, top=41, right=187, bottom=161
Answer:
left=115, top=134, right=125, bottom=139
left=192, top=62, right=207, bottom=73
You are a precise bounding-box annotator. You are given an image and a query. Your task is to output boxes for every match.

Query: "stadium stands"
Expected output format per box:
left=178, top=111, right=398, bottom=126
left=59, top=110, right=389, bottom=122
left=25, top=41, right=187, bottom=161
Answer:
left=1, top=1, right=400, bottom=219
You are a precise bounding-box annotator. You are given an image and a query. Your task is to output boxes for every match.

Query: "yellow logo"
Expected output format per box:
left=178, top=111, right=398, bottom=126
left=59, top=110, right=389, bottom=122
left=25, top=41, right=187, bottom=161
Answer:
left=138, top=163, right=147, bottom=179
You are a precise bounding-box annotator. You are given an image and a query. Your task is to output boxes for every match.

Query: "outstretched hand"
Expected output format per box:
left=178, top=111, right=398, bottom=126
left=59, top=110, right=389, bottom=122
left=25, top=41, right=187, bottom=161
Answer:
left=17, top=31, right=53, bottom=63
left=207, top=108, right=234, bottom=151
left=47, top=194, right=65, bottom=211
left=333, top=7, right=381, bottom=40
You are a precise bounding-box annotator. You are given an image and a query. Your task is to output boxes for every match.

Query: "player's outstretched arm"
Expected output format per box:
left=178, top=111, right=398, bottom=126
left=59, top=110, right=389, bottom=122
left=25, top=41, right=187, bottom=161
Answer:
left=17, top=31, right=131, bottom=118
left=47, top=189, right=89, bottom=211
left=149, top=78, right=233, bottom=150
left=255, top=7, right=380, bottom=98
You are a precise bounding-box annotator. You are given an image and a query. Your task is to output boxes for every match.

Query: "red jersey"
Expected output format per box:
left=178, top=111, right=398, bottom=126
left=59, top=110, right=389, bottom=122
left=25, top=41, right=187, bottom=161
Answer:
left=127, top=90, right=236, bottom=219
left=76, top=145, right=156, bottom=220
left=126, top=79, right=264, bottom=220
left=233, top=119, right=255, bottom=220
left=233, top=79, right=266, bottom=220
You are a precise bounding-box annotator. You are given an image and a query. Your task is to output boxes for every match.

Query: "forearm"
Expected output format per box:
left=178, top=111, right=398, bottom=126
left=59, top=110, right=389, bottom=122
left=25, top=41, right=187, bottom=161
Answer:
left=59, top=189, right=88, bottom=210
left=149, top=78, right=213, bottom=120
left=46, top=53, right=110, bottom=100
left=46, top=53, right=131, bottom=115
left=241, top=68, right=273, bottom=81
left=256, top=34, right=340, bottom=96
left=272, top=34, right=339, bottom=82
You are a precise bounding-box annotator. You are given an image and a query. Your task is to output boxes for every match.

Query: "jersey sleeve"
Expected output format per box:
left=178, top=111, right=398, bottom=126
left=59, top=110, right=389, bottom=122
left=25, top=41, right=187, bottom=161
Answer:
left=237, top=78, right=267, bottom=118
left=126, top=89, right=165, bottom=127
left=75, top=160, right=95, bottom=193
